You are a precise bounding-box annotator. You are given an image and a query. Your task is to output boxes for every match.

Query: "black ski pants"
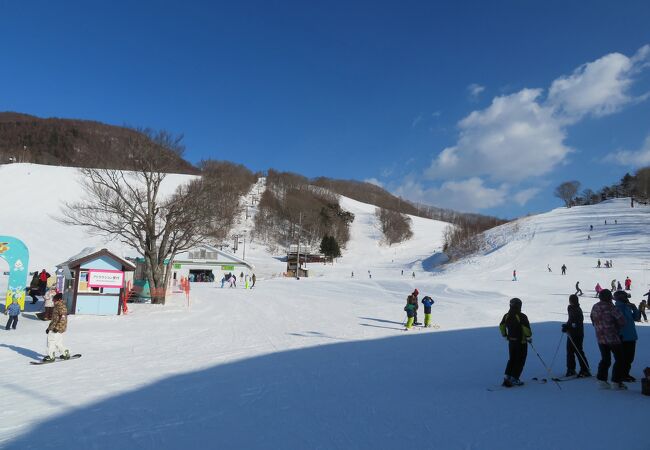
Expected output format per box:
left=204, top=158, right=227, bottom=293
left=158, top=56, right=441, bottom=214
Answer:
left=620, top=340, right=636, bottom=378
left=597, top=343, right=624, bottom=383
left=505, top=341, right=527, bottom=380
left=641, top=310, right=647, bottom=321
left=5, top=315, right=18, bottom=330
left=566, top=333, right=589, bottom=373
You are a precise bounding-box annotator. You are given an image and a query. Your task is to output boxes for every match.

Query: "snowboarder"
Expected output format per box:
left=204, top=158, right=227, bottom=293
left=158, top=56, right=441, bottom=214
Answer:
left=575, top=281, right=583, bottom=296
left=499, top=298, right=532, bottom=387
left=422, top=296, right=435, bottom=328
left=43, top=293, right=71, bottom=362
left=590, top=289, right=626, bottom=389
left=614, top=290, right=640, bottom=382
left=547, top=265, right=552, bottom=272
left=639, top=299, right=648, bottom=322
left=624, top=277, right=631, bottom=291
left=404, top=294, right=417, bottom=330
left=562, top=294, right=591, bottom=378
left=512, top=270, right=517, bottom=281
left=251, top=273, right=256, bottom=288
left=28, top=272, right=40, bottom=304
left=561, top=264, right=567, bottom=275
left=594, top=283, right=603, bottom=297
left=4, top=301, right=20, bottom=330
left=597, top=259, right=601, bottom=268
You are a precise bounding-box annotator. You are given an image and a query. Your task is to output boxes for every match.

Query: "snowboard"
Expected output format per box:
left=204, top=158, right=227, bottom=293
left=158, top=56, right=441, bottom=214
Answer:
left=30, top=354, right=82, bottom=365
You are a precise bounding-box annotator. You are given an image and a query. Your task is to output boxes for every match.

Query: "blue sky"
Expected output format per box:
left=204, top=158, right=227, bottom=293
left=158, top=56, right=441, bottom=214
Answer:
left=1, top=1, right=649, bottom=218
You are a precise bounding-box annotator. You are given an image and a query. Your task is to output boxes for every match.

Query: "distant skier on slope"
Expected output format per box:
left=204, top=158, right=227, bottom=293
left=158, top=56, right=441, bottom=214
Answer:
left=499, top=298, right=532, bottom=388
left=562, top=294, right=591, bottom=378
left=594, top=283, right=602, bottom=297
left=617, top=281, right=623, bottom=291
left=611, top=279, right=616, bottom=291
left=624, top=277, right=631, bottom=291
left=512, top=270, right=517, bottom=281
left=422, top=296, right=435, bottom=328
left=575, top=281, right=583, bottom=296
left=561, top=264, right=567, bottom=275
left=597, top=259, right=601, bottom=268
left=547, top=265, right=552, bottom=272
left=639, top=300, right=647, bottom=322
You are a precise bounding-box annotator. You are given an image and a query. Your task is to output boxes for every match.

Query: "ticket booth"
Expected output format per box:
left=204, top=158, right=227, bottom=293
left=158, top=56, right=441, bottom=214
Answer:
left=58, top=248, right=135, bottom=315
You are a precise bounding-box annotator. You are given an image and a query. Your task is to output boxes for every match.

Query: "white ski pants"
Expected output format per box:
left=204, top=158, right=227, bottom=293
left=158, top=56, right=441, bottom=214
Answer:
left=47, top=332, right=67, bottom=358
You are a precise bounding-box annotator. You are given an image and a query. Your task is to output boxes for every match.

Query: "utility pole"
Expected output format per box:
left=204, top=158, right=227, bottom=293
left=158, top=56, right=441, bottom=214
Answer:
left=296, top=212, right=302, bottom=279
left=243, top=230, right=247, bottom=260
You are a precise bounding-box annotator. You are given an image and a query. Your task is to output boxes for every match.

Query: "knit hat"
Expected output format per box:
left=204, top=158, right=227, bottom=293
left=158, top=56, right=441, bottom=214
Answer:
left=598, top=289, right=613, bottom=302
left=569, top=294, right=579, bottom=305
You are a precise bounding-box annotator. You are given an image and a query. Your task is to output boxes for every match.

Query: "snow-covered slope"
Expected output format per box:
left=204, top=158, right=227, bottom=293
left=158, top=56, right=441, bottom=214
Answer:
left=0, top=165, right=648, bottom=450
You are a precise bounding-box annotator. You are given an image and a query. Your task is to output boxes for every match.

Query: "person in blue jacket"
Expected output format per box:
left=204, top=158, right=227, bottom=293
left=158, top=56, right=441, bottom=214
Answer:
left=5, top=301, right=20, bottom=330
left=422, top=296, right=435, bottom=328
left=614, top=290, right=641, bottom=382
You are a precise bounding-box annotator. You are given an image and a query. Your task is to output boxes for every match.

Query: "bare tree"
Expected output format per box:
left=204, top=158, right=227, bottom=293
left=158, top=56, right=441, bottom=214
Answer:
left=554, top=181, right=581, bottom=207
left=60, top=130, right=213, bottom=304
left=375, top=207, right=413, bottom=245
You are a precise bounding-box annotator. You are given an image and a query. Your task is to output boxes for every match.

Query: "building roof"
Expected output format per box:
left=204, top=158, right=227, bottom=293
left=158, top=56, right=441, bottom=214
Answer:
left=175, top=243, right=254, bottom=269
left=58, top=247, right=136, bottom=271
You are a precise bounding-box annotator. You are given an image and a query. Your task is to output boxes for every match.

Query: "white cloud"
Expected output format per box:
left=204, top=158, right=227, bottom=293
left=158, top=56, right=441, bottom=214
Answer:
left=411, top=115, right=423, bottom=128
left=395, top=178, right=508, bottom=211
left=364, top=177, right=384, bottom=188
left=606, top=135, right=650, bottom=167
left=513, top=188, right=540, bottom=206
left=548, top=45, right=650, bottom=120
left=426, top=89, right=572, bottom=182
left=467, top=83, right=485, bottom=99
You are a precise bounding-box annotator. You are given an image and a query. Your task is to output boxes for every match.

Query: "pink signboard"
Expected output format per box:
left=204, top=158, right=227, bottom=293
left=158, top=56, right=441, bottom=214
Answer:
left=88, top=270, right=124, bottom=288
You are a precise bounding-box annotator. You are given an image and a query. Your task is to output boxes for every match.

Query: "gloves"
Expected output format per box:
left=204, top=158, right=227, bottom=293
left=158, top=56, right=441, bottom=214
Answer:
left=45, top=329, right=50, bottom=334
left=561, top=324, right=567, bottom=333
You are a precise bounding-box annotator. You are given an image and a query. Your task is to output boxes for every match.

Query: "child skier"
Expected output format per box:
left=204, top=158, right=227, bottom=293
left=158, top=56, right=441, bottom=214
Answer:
left=404, top=294, right=417, bottom=330
left=499, top=298, right=532, bottom=387
left=562, top=294, right=590, bottom=378
left=624, top=277, right=632, bottom=291
left=639, top=299, right=648, bottom=322
left=422, top=296, right=435, bottom=328
left=4, top=301, right=20, bottom=330
left=594, top=283, right=602, bottom=297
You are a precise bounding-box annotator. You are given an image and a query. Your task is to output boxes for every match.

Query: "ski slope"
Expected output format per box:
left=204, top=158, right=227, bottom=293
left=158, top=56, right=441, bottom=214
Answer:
left=0, top=164, right=648, bottom=450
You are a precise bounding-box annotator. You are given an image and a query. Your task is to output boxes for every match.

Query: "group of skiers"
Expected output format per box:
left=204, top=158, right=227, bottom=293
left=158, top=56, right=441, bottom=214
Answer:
left=500, top=287, right=643, bottom=390
left=403, top=289, right=435, bottom=329
left=220, top=272, right=256, bottom=289
left=596, top=259, right=614, bottom=269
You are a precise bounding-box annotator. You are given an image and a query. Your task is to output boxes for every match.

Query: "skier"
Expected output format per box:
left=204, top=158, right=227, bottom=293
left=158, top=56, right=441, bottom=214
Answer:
left=351, top=271, right=354, bottom=278
left=575, top=281, right=583, bottom=296
left=547, top=265, right=552, bottom=272
left=611, top=279, right=616, bottom=291
left=605, top=220, right=607, bottom=225
left=561, top=264, right=567, bottom=275
left=499, top=298, right=532, bottom=387
left=28, top=272, right=40, bottom=304
left=412, top=271, right=415, bottom=278
left=368, top=270, right=371, bottom=279
left=624, top=277, right=631, bottom=291
left=401, top=269, right=403, bottom=276
left=617, top=281, right=623, bottom=291
left=251, top=273, right=256, bottom=288
left=614, top=290, right=640, bottom=382
left=639, top=299, right=648, bottom=322
left=590, top=225, right=593, bottom=231
left=615, top=219, right=617, bottom=225
left=562, top=294, right=591, bottom=378
left=590, top=289, right=626, bottom=389
left=404, top=295, right=416, bottom=330
left=594, top=283, right=602, bottom=297
left=422, top=295, right=435, bottom=328
left=411, top=289, right=420, bottom=325
left=587, top=235, right=591, bottom=240
left=512, top=270, right=517, bottom=281
left=597, top=259, right=601, bottom=268
left=4, top=301, right=20, bottom=330
left=43, top=293, right=71, bottom=362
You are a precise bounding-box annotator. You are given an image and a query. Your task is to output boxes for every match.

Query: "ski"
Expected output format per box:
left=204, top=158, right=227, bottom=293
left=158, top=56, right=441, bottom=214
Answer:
left=30, top=354, right=82, bottom=365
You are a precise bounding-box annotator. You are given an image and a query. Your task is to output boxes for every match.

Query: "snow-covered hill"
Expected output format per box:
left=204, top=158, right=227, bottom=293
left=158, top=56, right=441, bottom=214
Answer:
left=0, top=164, right=648, bottom=450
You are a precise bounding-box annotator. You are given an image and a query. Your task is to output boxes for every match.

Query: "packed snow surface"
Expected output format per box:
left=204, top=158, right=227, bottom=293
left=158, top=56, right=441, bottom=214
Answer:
left=0, top=164, right=648, bottom=449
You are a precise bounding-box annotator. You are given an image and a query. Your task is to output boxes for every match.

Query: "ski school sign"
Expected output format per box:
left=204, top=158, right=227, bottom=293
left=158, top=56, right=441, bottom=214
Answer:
left=88, top=269, right=124, bottom=288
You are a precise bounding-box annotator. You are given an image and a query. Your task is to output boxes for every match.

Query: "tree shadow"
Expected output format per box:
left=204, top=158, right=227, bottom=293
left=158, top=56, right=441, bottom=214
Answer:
left=3, top=322, right=648, bottom=449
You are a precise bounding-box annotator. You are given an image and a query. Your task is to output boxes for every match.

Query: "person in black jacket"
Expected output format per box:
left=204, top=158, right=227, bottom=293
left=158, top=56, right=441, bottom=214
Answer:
left=562, top=294, right=591, bottom=377
left=499, top=298, right=532, bottom=387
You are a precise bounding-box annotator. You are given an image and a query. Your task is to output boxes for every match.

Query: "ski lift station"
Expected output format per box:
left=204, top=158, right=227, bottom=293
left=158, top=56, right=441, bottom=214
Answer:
left=57, top=248, right=135, bottom=315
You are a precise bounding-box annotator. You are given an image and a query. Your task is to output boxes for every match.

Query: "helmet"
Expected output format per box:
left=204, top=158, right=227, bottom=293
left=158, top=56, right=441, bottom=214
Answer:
left=509, top=298, right=522, bottom=308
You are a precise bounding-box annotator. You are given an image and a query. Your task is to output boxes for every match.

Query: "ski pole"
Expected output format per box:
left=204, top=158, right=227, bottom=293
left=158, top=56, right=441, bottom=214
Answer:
left=528, top=341, right=562, bottom=390
left=548, top=332, right=564, bottom=370
left=566, top=333, right=590, bottom=371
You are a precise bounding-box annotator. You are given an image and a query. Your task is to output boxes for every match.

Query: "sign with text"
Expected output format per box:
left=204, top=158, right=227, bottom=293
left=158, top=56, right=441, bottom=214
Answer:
left=88, top=270, right=124, bottom=288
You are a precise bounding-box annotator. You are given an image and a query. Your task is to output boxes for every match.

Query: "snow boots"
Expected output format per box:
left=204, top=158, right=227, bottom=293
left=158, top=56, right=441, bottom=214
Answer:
left=61, top=350, right=71, bottom=360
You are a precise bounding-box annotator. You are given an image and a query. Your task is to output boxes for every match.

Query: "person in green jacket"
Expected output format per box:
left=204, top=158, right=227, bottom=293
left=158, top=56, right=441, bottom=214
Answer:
left=404, top=294, right=417, bottom=330
left=499, top=298, right=532, bottom=387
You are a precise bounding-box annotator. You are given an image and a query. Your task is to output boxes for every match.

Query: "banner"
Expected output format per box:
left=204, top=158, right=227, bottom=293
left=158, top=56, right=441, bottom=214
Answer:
left=0, top=236, right=29, bottom=310
left=88, top=270, right=124, bottom=288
